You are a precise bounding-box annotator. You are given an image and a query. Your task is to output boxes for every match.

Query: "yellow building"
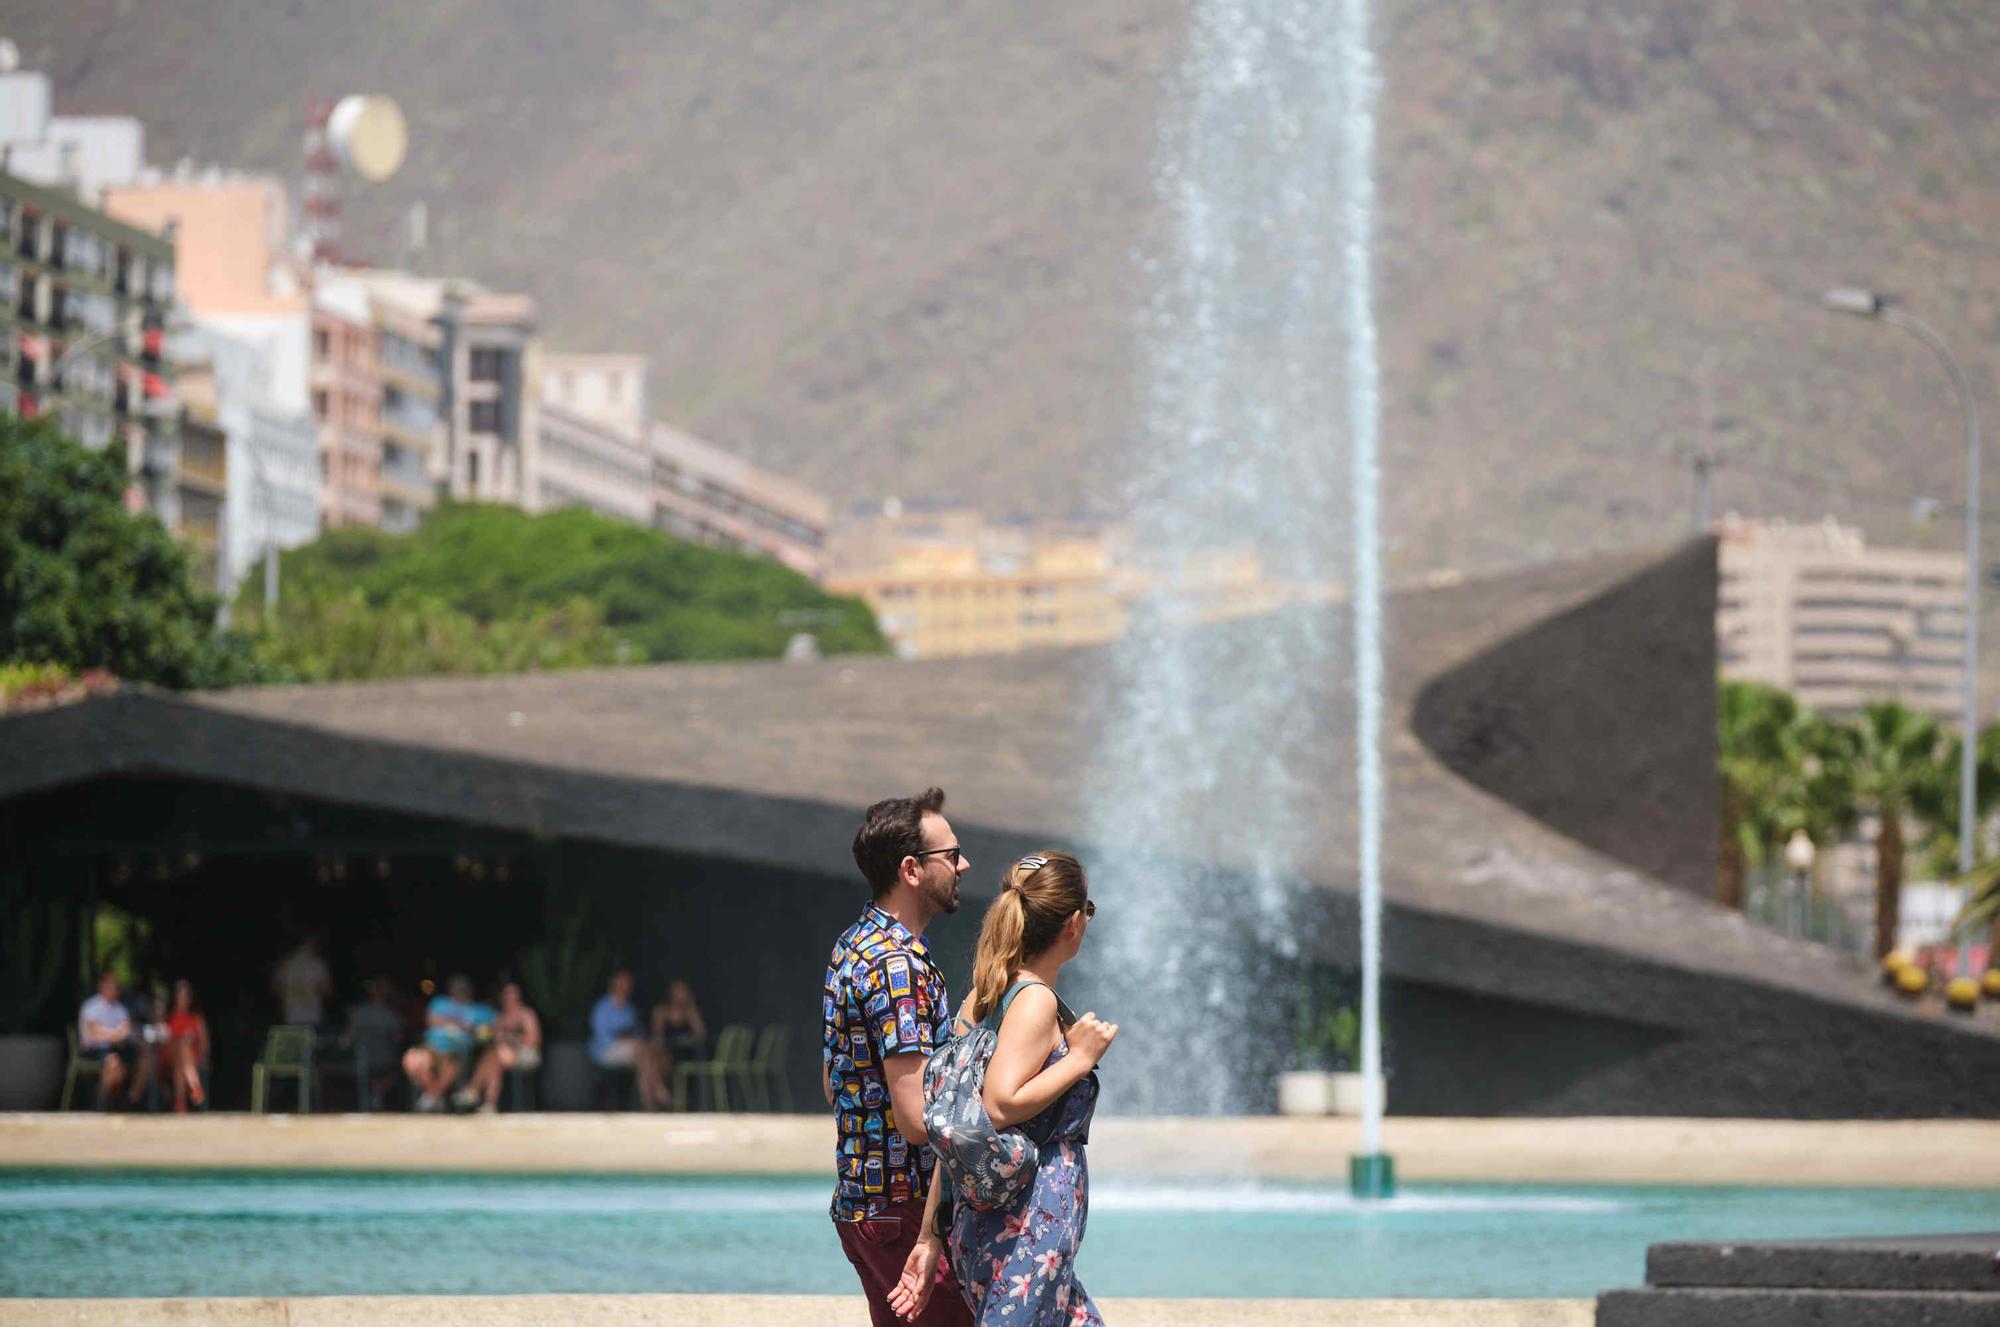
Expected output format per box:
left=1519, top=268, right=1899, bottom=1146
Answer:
left=826, top=509, right=1306, bottom=659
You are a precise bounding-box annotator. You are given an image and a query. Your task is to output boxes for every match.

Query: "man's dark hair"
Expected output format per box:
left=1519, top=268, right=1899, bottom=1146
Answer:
left=852, top=787, right=946, bottom=901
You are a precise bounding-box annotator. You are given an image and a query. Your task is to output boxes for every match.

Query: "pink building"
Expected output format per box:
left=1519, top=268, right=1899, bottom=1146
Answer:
left=310, top=275, right=383, bottom=528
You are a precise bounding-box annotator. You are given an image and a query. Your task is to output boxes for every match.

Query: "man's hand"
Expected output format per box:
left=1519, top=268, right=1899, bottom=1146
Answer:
left=885, top=1235, right=941, bottom=1320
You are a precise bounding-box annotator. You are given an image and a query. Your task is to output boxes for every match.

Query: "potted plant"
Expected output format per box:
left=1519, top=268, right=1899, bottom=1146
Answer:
left=1277, top=978, right=1378, bottom=1117
left=520, top=906, right=611, bottom=1110
left=0, top=884, right=68, bottom=1110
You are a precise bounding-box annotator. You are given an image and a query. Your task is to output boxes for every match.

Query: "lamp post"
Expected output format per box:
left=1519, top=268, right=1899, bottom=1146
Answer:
left=1784, top=829, right=1817, bottom=942
left=1823, top=288, right=1982, bottom=974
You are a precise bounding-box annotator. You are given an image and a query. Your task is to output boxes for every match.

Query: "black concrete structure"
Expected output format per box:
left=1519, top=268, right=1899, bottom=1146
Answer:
left=1599, top=1233, right=2000, bottom=1325
left=5, top=538, right=2000, bottom=1113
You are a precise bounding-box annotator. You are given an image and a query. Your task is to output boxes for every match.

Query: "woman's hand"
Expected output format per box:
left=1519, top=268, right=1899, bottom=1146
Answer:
left=1066, top=1012, right=1118, bottom=1068
left=886, top=1235, right=941, bottom=1319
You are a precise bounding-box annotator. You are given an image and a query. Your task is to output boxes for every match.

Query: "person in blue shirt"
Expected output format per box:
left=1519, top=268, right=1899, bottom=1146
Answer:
left=589, top=968, right=669, bottom=1109
left=402, top=973, right=478, bottom=1112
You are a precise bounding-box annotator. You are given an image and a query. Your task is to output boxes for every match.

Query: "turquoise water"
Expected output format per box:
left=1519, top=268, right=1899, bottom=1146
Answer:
left=4, top=1170, right=2000, bottom=1299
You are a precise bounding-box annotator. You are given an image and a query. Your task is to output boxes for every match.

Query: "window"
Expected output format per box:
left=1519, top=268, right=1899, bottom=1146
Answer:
left=470, top=400, right=502, bottom=433
left=312, top=389, right=330, bottom=421
left=470, top=348, right=504, bottom=382
left=314, top=328, right=331, bottom=359
left=466, top=452, right=481, bottom=489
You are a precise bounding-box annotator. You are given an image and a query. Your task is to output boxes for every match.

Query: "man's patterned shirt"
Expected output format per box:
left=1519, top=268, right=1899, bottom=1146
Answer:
left=822, top=904, right=952, bottom=1222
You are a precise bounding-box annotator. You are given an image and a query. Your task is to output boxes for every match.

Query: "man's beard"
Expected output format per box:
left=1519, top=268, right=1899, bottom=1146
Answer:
left=924, top=874, right=961, bottom=915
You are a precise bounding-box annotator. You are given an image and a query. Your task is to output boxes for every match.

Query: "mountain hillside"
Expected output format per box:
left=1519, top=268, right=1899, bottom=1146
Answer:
left=12, top=0, right=1999, bottom=579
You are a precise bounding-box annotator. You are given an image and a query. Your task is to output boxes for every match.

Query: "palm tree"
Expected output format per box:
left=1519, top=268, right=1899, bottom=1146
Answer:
left=1847, top=701, right=1948, bottom=960
left=1717, top=681, right=1801, bottom=910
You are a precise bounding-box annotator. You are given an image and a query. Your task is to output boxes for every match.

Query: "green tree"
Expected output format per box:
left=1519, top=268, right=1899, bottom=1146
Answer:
left=0, top=414, right=249, bottom=688
left=1847, top=701, right=1948, bottom=960
left=240, top=502, right=886, bottom=679
left=242, top=586, right=624, bottom=683
left=1719, top=682, right=1812, bottom=907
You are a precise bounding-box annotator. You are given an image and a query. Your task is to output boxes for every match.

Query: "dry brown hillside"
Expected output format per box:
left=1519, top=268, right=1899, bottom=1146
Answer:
left=12, top=0, right=1999, bottom=579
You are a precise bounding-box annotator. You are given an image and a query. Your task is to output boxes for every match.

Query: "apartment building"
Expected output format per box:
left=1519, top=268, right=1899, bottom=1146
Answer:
left=173, top=361, right=229, bottom=588
left=102, top=172, right=320, bottom=588
left=1717, top=516, right=1966, bottom=718
left=649, top=423, right=829, bottom=577
left=826, top=506, right=1306, bottom=659
left=439, top=284, right=538, bottom=506
left=528, top=353, right=651, bottom=523
left=367, top=275, right=444, bottom=533
left=0, top=168, right=180, bottom=518
left=310, top=273, right=383, bottom=528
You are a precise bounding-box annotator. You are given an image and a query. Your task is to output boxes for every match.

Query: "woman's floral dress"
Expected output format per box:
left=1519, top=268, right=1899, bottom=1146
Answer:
left=949, top=1035, right=1102, bottom=1325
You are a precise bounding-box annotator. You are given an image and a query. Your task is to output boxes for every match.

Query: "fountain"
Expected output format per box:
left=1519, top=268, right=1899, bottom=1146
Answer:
left=1083, top=0, right=1393, bottom=1194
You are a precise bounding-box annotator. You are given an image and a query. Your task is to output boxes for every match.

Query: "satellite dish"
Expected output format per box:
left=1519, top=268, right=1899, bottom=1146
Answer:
left=327, top=94, right=407, bottom=182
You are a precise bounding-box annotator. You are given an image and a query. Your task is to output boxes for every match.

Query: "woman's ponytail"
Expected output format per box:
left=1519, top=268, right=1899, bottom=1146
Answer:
left=964, top=852, right=1089, bottom=1023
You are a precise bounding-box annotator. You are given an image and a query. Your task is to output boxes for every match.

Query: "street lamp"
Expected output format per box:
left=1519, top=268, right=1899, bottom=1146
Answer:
left=1823, top=288, right=1983, bottom=972
left=1784, top=829, right=1817, bottom=941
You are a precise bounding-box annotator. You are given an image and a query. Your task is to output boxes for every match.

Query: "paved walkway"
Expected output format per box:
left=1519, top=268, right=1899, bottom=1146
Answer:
left=3, top=1113, right=1997, bottom=1186
left=0, top=1296, right=1594, bottom=1326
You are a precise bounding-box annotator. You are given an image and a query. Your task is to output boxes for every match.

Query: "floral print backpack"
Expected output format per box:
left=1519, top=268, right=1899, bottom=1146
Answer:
left=921, top=978, right=1069, bottom=1212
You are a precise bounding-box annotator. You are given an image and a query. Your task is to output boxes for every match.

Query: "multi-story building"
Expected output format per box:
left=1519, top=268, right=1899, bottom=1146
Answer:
left=364, top=273, right=445, bottom=533
left=172, top=360, right=229, bottom=588
left=0, top=167, right=179, bottom=518
left=438, top=284, right=538, bottom=506
left=102, top=172, right=320, bottom=589
left=825, top=506, right=1303, bottom=659
left=310, top=272, right=382, bottom=528
left=530, top=353, right=652, bottom=523
left=649, top=423, right=829, bottom=577
left=1717, top=516, right=1966, bottom=718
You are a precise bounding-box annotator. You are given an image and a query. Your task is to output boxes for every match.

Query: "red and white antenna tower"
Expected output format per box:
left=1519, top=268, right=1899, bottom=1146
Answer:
left=301, top=98, right=342, bottom=265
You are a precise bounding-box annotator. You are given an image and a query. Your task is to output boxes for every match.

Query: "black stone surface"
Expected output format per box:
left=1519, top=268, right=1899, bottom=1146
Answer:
left=1647, top=1233, right=2000, bottom=1293
left=1598, top=1288, right=2000, bottom=1327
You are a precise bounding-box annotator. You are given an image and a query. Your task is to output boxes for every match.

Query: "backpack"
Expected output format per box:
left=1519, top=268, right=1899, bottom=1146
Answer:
left=921, top=979, right=1067, bottom=1212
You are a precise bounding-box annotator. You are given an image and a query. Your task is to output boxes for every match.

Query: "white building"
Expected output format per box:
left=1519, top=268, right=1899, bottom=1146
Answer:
left=1717, top=516, right=1966, bottom=719
left=176, top=323, right=320, bottom=594
left=0, top=68, right=144, bottom=202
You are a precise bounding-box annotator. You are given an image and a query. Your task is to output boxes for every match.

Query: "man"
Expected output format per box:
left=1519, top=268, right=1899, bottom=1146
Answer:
left=822, top=787, right=973, bottom=1327
left=589, top=969, right=669, bottom=1110
left=402, top=973, right=476, bottom=1112
left=272, top=935, right=332, bottom=1029
left=78, top=971, right=150, bottom=1108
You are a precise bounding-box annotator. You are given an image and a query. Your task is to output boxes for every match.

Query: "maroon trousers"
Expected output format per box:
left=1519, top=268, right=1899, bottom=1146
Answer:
left=835, top=1196, right=973, bottom=1327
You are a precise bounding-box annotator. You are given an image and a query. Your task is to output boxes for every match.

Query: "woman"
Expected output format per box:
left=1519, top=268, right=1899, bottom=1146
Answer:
left=464, top=980, right=542, bottom=1113
left=160, top=979, right=209, bottom=1113
left=649, top=977, right=708, bottom=1073
left=901, top=852, right=1116, bottom=1326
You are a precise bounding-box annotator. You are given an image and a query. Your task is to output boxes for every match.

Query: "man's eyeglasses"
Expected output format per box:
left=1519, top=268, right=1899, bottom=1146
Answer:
left=912, top=845, right=966, bottom=867
left=1081, top=900, right=1097, bottom=920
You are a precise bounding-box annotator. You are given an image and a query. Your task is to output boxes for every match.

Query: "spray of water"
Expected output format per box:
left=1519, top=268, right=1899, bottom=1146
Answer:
left=1083, top=0, right=1383, bottom=1122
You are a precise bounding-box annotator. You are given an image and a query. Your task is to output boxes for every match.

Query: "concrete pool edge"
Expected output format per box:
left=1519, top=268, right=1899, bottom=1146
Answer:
left=4, top=1114, right=1999, bottom=1187
left=0, top=1296, right=1598, bottom=1326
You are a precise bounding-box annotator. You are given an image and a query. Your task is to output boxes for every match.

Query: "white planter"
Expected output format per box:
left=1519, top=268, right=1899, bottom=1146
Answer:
left=0, top=1034, right=64, bottom=1110
left=1277, top=1069, right=1385, bottom=1118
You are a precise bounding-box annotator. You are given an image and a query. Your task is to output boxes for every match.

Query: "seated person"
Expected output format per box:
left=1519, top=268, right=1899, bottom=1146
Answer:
left=345, top=976, right=405, bottom=1110
left=78, top=972, right=150, bottom=1108
left=590, top=968, right=669, bottom=1110
left=462, top=980, right=542, bottom=1114
left=160, top=979, right=210, bottom=1113
left=649, top=977, right=708, bottom=1076
left=401, top=973, right=477, bottom=1112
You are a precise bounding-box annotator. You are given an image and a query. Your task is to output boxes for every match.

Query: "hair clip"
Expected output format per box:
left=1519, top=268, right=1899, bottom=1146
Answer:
left=1016, top=854, right=1049, bottom=872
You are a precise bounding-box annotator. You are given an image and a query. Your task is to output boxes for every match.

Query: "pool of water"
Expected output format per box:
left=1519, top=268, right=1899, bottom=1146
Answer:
left=4, top=1170, right=1999, bottom=1299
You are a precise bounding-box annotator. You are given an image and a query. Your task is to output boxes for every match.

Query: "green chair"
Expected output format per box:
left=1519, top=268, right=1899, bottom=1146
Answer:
left=251, top=1025, right=317, bottom=1114
left=60, top=1026, right=104, bottom=1111
left=742, top=1024, right=792, bottom=1112
left=673, top=1023, right=754, bottom=1112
